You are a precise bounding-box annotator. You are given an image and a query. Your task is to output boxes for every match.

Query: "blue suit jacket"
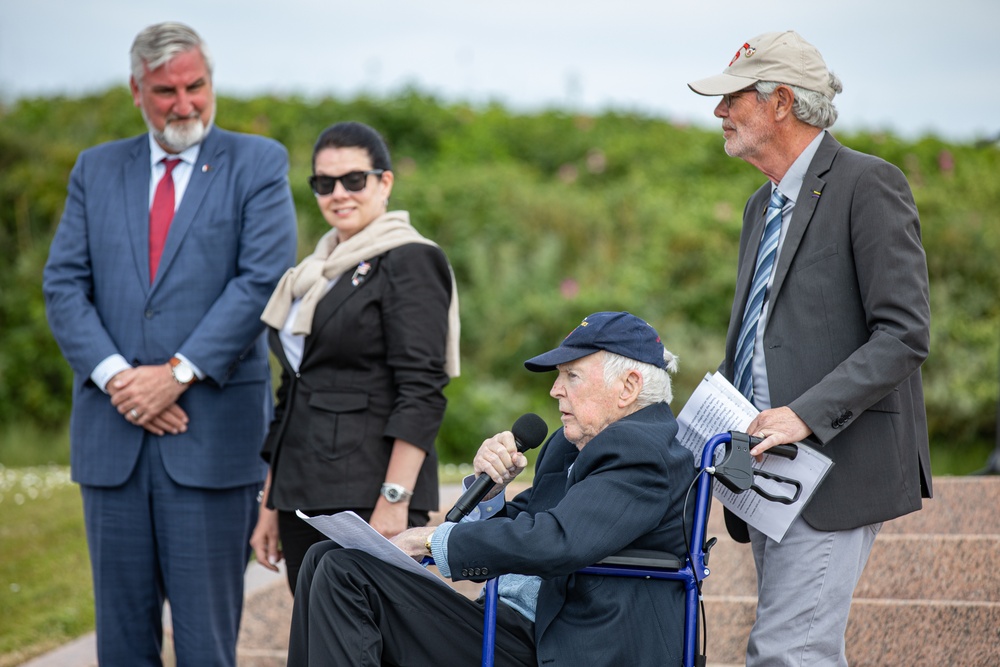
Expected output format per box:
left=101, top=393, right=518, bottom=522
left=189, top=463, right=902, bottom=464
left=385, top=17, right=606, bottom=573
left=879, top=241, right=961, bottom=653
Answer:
left=447, top=402, right=696, bottom=666
left=43, top=127, right=298, bottom=489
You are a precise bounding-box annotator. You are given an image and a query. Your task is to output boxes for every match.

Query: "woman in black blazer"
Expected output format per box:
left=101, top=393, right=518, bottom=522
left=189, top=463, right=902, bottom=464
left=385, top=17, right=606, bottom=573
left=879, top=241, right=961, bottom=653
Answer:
left=251, top=121, right=460, bottom=591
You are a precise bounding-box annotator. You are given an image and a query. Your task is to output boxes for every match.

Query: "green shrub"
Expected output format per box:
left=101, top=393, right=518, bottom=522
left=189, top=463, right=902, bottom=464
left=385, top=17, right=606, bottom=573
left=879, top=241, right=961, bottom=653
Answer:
left=1, top=89, right=997, bottom=467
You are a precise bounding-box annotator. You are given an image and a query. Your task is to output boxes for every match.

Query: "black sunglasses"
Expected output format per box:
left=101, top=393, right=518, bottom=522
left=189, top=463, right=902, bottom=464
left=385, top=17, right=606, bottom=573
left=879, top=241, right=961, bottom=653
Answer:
left=308, top=169, right=384, bottom=195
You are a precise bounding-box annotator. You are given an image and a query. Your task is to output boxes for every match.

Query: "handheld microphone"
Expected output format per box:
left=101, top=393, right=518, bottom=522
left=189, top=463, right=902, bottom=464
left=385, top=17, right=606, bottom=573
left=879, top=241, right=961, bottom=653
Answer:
left=444, top=413, right=548, bottom=523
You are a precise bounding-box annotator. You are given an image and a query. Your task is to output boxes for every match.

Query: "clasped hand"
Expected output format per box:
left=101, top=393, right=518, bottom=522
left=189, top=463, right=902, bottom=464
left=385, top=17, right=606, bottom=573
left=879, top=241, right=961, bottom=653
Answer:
left=108, top=364, right=190, bottom=436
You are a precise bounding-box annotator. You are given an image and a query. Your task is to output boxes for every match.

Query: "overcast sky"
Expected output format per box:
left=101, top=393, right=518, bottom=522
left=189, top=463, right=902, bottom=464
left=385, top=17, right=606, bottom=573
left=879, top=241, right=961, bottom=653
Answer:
left=1, top=1, right=995, bottom=142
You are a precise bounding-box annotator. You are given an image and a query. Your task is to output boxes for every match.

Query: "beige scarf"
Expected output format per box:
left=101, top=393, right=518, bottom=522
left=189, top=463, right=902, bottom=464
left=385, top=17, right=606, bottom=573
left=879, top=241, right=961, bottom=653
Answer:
left=261, top=210, right=460, bottom=377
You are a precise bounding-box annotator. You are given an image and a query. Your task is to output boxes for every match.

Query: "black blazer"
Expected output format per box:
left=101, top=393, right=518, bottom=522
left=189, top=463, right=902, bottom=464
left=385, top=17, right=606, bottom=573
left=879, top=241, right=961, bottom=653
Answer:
left=262, top=242, right=452, bottom=514
left=447, top=402, right=696, bottom=666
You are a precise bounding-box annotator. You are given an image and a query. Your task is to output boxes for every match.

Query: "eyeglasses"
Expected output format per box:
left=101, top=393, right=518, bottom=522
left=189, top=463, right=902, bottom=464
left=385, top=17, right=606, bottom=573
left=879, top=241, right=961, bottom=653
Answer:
left=722, top=87, right=759, bottom=108
left=308, top=170, right=384, bottom=195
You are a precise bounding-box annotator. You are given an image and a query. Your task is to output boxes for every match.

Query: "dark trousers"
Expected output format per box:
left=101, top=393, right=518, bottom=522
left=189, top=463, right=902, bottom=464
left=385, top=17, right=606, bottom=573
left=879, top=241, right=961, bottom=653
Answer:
left=278, top=507, right=430, bottom=594
left=286, top=541, right=536, bottom=666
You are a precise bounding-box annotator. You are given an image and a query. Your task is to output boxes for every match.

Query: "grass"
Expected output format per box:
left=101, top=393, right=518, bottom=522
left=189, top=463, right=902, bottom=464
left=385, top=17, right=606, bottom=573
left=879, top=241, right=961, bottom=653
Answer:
left=0, top=424, right=994, bottom=665
left=0, top=466, right=92, bottom=667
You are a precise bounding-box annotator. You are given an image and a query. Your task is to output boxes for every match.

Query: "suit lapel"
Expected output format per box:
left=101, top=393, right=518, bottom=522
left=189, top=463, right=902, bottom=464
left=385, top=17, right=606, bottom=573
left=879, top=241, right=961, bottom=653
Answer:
left=302, top=255, right=383, bottom=358
left=123, top=137, right=153, bottom=290
left=152, top=129, right=226, bottom=290
left=734, top=186, right=772, bottom=313
left=768, top=134, right=840, bottom=305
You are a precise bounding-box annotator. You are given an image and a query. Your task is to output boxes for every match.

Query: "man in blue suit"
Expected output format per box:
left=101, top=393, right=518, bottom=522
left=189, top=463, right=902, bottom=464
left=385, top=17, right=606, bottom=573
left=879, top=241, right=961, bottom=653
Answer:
left=286, top=312, right=697, bottom=666
left=42, top=22, right=297, bottom=667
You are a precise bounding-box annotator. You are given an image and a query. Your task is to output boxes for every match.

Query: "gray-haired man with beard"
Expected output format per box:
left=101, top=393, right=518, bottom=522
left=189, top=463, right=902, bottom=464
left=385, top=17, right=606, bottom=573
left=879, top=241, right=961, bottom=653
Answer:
left=43, top=22, right=296, bottom=666
left=688, top=31, right=931, bottom=666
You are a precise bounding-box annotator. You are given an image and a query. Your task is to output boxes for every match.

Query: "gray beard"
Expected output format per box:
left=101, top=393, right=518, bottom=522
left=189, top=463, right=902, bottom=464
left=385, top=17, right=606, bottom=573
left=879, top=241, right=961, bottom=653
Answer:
left=142, top=105, right=216, bottom=153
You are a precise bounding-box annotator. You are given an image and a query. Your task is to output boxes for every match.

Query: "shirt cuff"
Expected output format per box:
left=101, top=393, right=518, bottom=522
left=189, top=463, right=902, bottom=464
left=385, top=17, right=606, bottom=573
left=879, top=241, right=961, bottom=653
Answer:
left=91, top=354, right=132, bottom=393
left=430, top=522, right=457, bottom=578
left=461, top=473, right=506, bottom=521
left=174, top=352, right=205, bottom=380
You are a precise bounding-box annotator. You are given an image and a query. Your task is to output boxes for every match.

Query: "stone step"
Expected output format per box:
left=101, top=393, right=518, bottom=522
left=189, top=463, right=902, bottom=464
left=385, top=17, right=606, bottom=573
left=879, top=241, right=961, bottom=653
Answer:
left=28, top=479, right=997, bottom=667
left=705, top=477, right=1000, bottom=538
left=237, top=581, right=1000, bottom=667
left=703, top=534, right=1000, bottom=601
left=699, top=477, right=1000, bottom=665
left=704, top=596, right=1000, bottom=666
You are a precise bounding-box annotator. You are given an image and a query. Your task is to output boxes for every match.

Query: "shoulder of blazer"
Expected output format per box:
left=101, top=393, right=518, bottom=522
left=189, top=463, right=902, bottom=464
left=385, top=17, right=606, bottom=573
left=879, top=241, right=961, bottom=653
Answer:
left=810, top=132, right=889, bottom=177
left=79, top=134, right=148, bottom=164
left=202, top=126, right=288, bottom=161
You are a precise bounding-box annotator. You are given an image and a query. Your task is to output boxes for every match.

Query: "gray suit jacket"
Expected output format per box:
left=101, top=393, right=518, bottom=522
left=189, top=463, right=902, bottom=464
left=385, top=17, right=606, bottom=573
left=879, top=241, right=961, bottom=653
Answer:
left=43, top=127, right=297, bottom=489
left=722, top=132, right=931, bottom=533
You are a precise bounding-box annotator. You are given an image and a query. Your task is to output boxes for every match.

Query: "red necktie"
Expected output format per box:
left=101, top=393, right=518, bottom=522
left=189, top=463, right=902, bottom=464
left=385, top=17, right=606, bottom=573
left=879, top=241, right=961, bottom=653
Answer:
left=149, top=158, right=181, bottom=283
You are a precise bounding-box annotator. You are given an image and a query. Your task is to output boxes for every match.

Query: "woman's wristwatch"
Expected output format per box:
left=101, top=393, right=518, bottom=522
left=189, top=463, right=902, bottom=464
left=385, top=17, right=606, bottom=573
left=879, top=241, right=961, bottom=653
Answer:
left=380, top=483, right=413, bottom=503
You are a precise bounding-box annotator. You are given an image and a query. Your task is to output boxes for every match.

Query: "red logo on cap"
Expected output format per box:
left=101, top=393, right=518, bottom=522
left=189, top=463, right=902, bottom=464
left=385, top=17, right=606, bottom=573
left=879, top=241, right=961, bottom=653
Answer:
left=729, top=42, right=755, bottom=66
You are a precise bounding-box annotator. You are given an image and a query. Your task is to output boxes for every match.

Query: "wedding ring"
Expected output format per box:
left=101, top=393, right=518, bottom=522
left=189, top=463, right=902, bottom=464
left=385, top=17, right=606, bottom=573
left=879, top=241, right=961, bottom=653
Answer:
left=129, top=408, right=140, bottom=420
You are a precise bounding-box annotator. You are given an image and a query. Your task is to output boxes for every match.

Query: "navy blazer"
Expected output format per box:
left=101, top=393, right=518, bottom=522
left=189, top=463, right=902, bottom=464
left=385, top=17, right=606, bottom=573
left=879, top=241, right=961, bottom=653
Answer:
left=43, top=127, right=297, bottom=489
left=447, top=402, right=696, bottom=666
left=722, top=132, right=931, bottom=533
left=262, top=242, right=451, bottom=513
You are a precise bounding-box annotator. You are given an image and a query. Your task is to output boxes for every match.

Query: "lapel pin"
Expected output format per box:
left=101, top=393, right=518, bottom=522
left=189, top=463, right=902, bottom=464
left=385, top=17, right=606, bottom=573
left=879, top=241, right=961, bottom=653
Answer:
left=201, top=164, right=211, bottom=173
left=351, top=261, right=372, bottom=286
left=811, top=190, right=821, bottom=198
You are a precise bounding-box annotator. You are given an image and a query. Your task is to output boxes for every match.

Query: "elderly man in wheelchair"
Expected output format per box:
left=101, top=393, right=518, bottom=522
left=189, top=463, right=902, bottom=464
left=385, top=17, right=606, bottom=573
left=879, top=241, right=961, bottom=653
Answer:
left=286, top=311, right=698, bottom=666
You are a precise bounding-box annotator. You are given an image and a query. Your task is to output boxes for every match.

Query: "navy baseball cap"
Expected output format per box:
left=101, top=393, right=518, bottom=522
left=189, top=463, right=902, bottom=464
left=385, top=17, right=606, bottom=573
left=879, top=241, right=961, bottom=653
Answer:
left=524, top=312, right=667, bottom=372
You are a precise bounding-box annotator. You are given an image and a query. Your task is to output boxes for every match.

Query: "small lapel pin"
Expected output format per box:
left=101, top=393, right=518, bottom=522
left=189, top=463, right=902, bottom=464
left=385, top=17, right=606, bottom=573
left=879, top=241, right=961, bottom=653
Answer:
left=351, top=261, right=372, bottom=286
left=811, top=190, right=821, bottom=198
left=201, top=164, right=211, bottom=173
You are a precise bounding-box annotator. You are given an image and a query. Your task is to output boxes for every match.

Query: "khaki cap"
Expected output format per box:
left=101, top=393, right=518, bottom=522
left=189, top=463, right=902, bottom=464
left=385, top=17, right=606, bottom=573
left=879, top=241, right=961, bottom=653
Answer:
left=688, top=30, right=836, bottom=100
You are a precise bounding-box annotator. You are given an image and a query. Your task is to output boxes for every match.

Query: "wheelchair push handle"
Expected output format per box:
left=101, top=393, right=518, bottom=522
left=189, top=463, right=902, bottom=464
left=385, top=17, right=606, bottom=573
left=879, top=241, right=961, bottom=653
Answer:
left=748, top=435, right=798, bottom=460
left=712, top=432, right=802, bottom=505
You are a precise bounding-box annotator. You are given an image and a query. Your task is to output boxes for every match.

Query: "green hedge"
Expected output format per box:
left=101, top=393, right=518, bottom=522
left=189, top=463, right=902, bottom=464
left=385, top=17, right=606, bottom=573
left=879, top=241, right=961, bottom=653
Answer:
left=1, top=88, right=997, bottom=464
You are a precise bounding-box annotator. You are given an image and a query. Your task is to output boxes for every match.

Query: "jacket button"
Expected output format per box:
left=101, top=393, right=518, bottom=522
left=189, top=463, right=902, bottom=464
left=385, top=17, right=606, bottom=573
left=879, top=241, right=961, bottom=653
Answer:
left=461, top=569, right=469, bottom=577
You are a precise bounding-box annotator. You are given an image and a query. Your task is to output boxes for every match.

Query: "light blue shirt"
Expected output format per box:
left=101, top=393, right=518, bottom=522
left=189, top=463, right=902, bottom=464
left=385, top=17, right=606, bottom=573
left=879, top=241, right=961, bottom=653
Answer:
left=430, top=476, right=541, bottom=622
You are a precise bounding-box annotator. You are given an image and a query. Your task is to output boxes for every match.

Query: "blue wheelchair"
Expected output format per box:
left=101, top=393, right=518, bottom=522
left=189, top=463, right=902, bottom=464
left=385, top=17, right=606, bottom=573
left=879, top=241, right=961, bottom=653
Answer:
left=473, top=430, right=799, bottom=667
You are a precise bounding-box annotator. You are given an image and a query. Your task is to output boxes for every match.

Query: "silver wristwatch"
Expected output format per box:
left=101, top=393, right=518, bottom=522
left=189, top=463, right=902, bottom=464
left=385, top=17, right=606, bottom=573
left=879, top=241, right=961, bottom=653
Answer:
left=169, top=357, right=196, bottom=385
left=380, top=483, right=413, bottom=503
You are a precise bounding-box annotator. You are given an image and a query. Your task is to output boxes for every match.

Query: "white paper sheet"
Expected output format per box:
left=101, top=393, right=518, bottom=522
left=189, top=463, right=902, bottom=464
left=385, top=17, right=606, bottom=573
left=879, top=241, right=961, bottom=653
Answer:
left=295, top=509, right=450, bottom=588
left=677, top=372, right=833, bottom=542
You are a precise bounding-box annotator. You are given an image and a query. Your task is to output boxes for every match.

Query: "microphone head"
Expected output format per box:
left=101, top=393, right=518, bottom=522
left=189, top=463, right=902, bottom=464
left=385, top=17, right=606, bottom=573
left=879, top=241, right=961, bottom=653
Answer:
left=512, top=413, right=548, bottom=452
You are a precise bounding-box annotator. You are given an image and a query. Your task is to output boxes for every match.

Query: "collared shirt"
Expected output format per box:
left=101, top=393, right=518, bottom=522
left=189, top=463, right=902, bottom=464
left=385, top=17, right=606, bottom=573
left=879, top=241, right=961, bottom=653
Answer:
left=430, top=476, right=543, bottom=622
left=750, top=129, right=827, bottom=410
left=148, top=135, right=200, bottom=208
left=89, top=134, right=206, bottom=390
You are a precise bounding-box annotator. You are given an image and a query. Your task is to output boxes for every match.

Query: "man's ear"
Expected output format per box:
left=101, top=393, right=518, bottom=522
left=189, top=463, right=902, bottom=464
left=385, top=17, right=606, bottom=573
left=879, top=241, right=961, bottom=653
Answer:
left=772, top=84, right=796, bottom=122
left=619, top=369, right=643, bottom=408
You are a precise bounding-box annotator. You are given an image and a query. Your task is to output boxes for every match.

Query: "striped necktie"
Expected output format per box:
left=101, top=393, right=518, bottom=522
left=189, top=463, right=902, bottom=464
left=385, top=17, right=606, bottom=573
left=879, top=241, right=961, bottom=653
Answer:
left=734, top=188, right=787, bottom=401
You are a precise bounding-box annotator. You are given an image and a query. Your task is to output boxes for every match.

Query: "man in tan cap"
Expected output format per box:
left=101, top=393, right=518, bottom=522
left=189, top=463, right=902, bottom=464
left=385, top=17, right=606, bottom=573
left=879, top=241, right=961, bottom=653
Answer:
left=689, top=31, right=932, bottom=666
